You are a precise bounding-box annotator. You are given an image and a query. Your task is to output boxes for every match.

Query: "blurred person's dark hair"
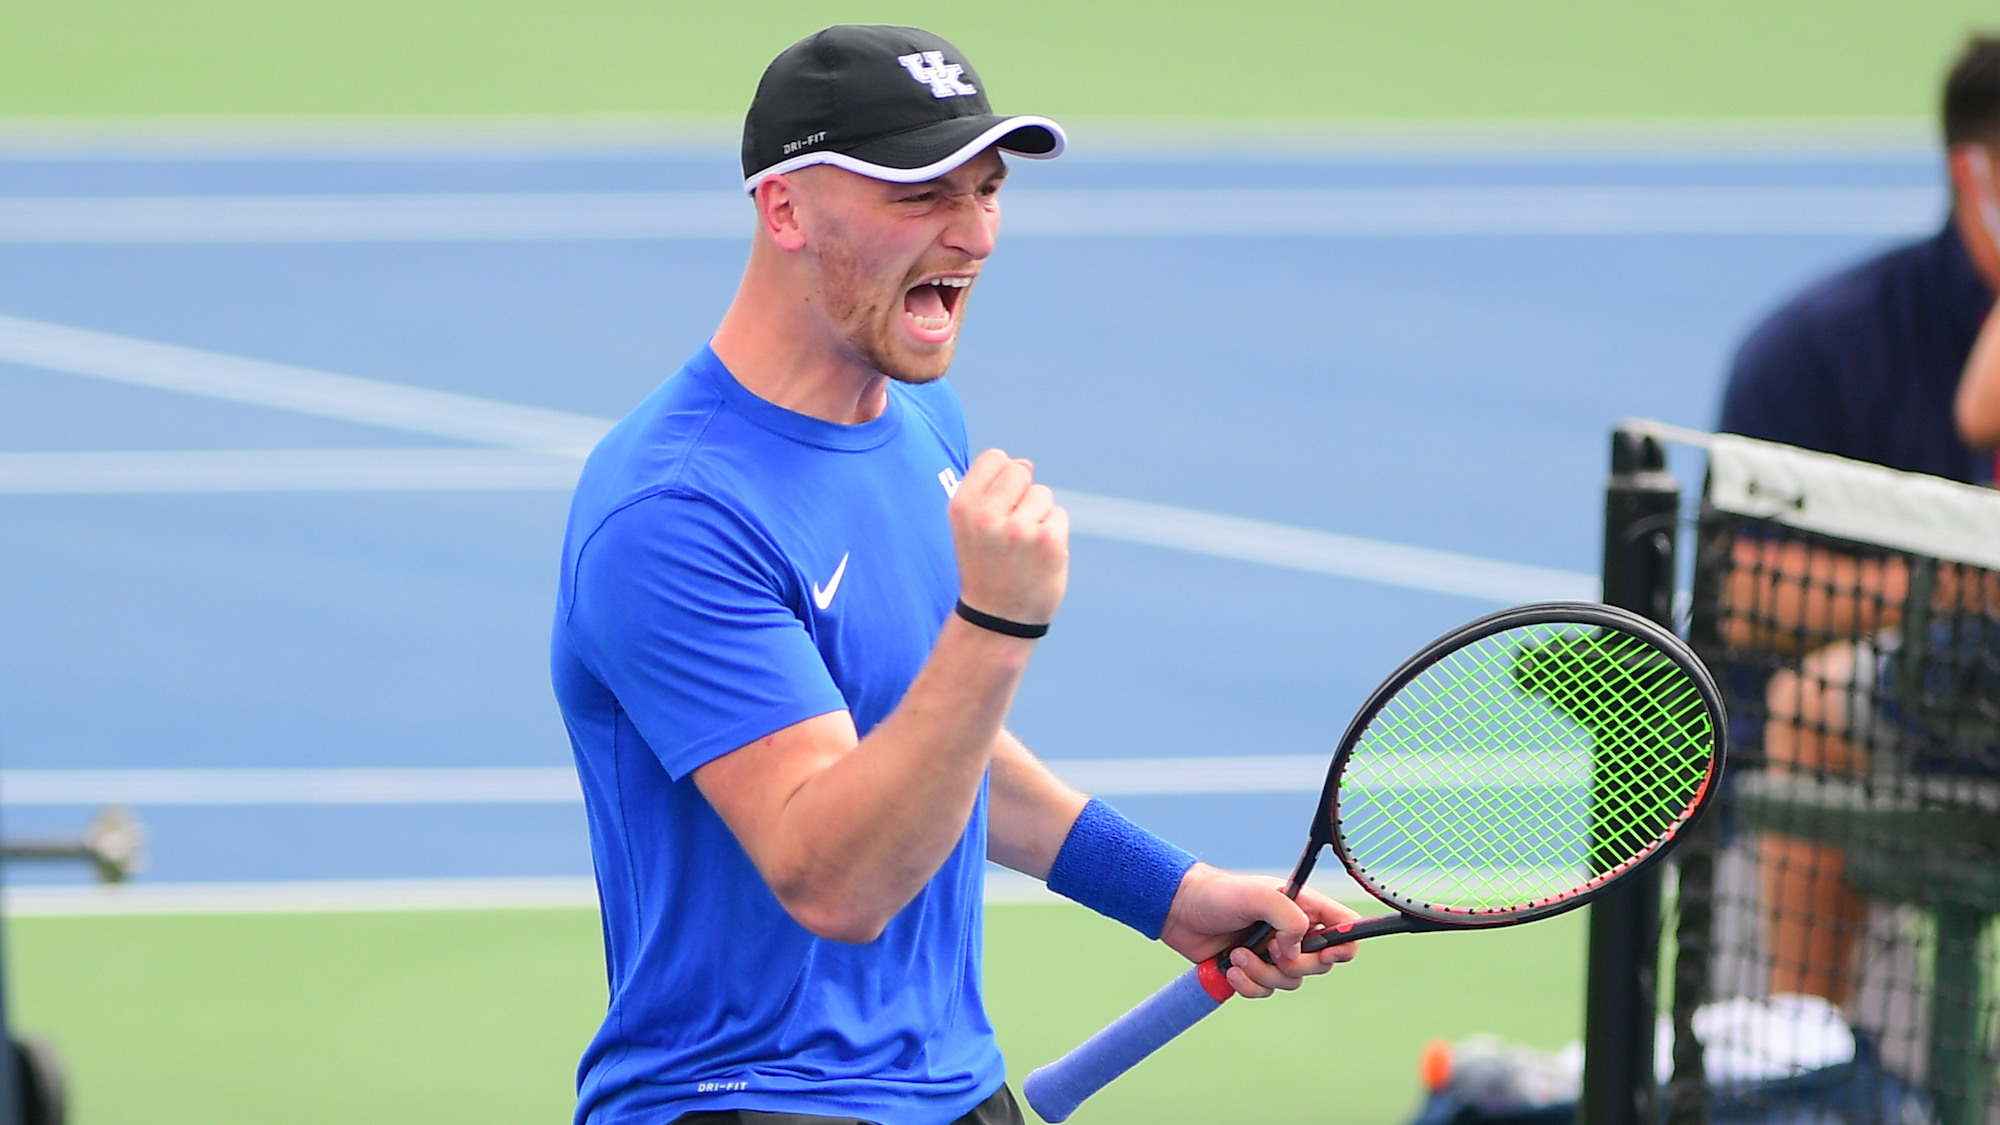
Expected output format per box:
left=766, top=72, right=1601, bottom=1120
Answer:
left=1943, top=35, right=2000, bottom=147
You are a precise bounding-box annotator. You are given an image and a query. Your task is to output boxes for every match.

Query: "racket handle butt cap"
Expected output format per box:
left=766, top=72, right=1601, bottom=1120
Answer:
left=1196, top=957, right=1233, bottom=1001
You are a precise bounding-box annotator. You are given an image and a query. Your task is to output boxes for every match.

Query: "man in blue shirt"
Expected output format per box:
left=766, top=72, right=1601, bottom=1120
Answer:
left=550, top=26, right=1359, bottom=1125
left=1719, top=41, right=2000, bottom=483
left=1720, top=37, right=2000, bottom=1008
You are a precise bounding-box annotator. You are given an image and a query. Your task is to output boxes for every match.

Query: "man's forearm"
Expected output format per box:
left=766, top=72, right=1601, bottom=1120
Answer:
left=1722, top=538, right=1906, bottom=654
left=988, top=737, right=1205, bottom=940
left=1722, top=537, right=2000, bottom=654
left=987, top=731, right=1088, bottom=879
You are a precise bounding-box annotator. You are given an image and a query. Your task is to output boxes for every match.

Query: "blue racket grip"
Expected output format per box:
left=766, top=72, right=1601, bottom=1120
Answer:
left=1023, top=959, right=1233, bottom=1122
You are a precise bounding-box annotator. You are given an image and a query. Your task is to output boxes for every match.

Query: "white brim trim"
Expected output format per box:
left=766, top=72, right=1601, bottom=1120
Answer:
left=742, top=115, right=1066, bottom=194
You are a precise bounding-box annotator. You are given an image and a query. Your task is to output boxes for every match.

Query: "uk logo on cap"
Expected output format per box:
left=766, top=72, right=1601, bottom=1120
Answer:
left=897, top=51, right=978, bottom=99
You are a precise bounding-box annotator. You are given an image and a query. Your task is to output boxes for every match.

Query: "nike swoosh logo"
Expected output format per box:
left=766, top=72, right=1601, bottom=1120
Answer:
left=812, top=552, right=849, bottom=610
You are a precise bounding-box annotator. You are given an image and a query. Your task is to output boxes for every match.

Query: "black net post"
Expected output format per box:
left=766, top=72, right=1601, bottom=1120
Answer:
left=1661, top=513, right=1734, bottom=1125
left=0, top=784, right=18, bottom=1125
left=1579, top=427, right=1680, bottom=1125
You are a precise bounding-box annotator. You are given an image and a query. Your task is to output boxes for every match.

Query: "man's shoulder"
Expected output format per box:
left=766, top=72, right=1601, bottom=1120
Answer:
left=892, top=376, right=969, bottom=455
left=576, top=349, right=780, bottom=503
left=1762, top=233, right=1944, bottom=336
left=562, top=352, right=768, bottom=559
left=1718, top=226, right=1992, bottom=471
left=1727, top=232, right=1958, bottom=396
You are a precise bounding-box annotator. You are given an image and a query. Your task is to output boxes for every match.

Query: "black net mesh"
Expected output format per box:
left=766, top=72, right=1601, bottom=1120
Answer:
left=1665, top=497, right=2000, bottom=1125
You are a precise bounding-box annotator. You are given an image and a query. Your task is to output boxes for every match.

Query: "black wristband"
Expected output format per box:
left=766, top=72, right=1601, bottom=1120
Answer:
left=954, top=599, right=1049, bottom=639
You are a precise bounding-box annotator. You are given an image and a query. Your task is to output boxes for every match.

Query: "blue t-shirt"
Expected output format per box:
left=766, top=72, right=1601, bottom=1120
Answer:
left=550, top=345, right=998, bottom=1125
left=1719, top=223, right=1995, bottom=484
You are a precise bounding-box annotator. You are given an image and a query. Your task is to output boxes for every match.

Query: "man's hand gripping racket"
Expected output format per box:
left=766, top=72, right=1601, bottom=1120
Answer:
left=1024, top=602, right=1726, bottom=1122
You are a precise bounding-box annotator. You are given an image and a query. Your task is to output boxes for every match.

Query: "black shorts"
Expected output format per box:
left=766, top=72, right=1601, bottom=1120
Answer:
left=670, top=1084, right=1023, bottom=1125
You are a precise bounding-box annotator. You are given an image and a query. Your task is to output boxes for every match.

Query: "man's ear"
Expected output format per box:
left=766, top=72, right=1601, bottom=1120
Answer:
left=755, top=176, right=810, bottom=253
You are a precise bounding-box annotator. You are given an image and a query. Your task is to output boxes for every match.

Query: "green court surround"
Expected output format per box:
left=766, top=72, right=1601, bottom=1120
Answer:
left=0, top=1, right=1993, bottom=120
left=9, top=902, right=1584, bottom=1125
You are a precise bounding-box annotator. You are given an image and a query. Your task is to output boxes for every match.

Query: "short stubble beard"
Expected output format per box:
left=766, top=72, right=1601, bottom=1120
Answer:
left=811, top=219, right=959, bottom=385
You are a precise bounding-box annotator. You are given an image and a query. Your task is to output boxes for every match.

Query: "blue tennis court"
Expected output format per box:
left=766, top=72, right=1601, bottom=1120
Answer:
left=0, top=131, right=1944, bottom=887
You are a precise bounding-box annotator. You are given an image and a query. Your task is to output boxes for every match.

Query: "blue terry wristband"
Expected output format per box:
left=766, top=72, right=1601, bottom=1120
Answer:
left=1046, top=798, right=1197, bottom=940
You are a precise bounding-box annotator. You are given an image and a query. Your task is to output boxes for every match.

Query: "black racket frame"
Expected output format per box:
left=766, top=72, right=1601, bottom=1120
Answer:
left=1264, top=601, right=1727, bottom=955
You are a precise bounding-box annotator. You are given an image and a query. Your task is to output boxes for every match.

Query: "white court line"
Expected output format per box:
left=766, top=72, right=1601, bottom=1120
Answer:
left=0, top=116, right=741, bottom=160
left=1006, top=186, right=1942, bottom=237
left=0, top=450, right=1597, bottom=600
left=1058, top=118, right=1936, bottom=163
left=0, top=755, right=1598, bottom=808
left=0, top=186, right=1943, bottom=242
left=0, top=313, right=609, bottom=450
left=0, top=115, right=1935, bottom=162
left=0, top=192, right=748, bottom=243
left=1048, top=754, right=1325, bottom=795
left=3, top=876, right=602, bottom=916
left=1, top=767, right=585, bottom=805
left=1059, top=491, right=1596, bottom=603
left=0, top=758, right=1323, bottom=806
left=0, top=313, right=1594, bottom=597
left=3, top=871, right=1368, bottom=916
left=984, top=868, right=1366, bottom=906
left=0, top=448, right=585, bottom=494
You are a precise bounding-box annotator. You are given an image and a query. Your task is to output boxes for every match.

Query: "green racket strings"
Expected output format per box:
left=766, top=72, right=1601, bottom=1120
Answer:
left=1337, top=624, right=1713, bottom=916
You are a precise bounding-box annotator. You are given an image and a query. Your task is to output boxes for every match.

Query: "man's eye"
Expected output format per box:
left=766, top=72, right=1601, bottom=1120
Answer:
left=899, top=192, right=936, bottom=204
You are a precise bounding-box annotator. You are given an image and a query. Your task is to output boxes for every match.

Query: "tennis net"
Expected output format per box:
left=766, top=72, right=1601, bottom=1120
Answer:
left=1664, top=432, right=2000, bottom=1125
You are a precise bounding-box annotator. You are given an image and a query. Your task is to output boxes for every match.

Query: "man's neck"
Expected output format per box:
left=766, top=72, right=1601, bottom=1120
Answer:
left=710, top=268, right=893, bottom=426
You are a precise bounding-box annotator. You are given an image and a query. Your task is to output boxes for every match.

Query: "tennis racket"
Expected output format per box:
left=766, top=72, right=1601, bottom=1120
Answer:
left=1023, top=601, right=1726, bottom=1122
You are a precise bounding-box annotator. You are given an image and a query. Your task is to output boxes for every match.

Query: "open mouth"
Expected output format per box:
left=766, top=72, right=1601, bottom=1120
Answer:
left=903, top=275, right=971, bottom=341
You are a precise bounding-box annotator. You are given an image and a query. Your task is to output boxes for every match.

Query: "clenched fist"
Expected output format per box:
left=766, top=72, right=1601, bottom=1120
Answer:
left=948, top=449, right=1069, bottom=630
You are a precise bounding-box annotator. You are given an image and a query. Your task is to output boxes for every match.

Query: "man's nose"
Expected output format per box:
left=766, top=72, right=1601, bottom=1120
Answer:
left=940, top=195, right=999, bottom=260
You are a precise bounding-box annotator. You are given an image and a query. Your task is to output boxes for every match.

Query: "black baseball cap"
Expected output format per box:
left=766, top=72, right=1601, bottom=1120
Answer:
left=741, top=25, right=1065, bottom=194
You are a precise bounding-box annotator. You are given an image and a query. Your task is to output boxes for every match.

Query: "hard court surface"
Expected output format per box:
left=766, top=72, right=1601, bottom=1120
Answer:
left=0, top=135, right=1941, bottom=886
